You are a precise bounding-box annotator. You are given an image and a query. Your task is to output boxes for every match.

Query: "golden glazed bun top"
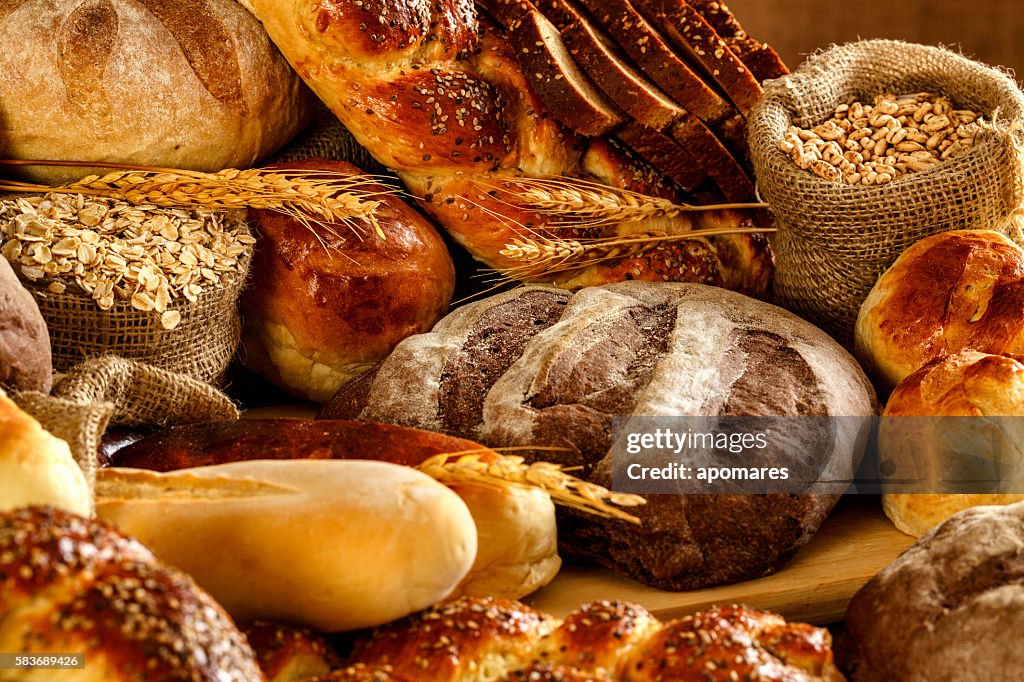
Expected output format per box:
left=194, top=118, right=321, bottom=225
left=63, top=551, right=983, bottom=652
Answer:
left=856, top=230, right=1024, bottom=390
left=0, top=390, right=90, bottom=516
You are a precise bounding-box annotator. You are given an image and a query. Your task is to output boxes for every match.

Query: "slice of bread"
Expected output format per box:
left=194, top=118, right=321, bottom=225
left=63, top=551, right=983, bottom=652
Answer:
left=614, top=121, right=707, bottom=191
left=505, top=8, right=625, bottom=136
left=634, top=0, right=763, bottom=115
left=688, top=0, right=788, bottom=81
left=578, top=0, right=734, bottom=127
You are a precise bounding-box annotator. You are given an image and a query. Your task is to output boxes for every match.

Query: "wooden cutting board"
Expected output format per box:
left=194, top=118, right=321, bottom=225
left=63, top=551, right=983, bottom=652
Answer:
left=244, top=406, right=914, bottom=625
left=527, top=495, right=914, bottom=625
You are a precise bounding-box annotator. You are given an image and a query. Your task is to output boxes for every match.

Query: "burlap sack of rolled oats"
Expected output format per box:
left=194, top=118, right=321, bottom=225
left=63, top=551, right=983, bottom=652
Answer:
left=749, top=40, right=1024, bottom=347
left=1, top=196, right=253, bottom=385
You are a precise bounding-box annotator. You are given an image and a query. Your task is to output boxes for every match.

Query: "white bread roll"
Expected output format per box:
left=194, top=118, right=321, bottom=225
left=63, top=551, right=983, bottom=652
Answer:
left=96, top=460, right=477, bottom=632
left=0, top=391, right=91, bottom=516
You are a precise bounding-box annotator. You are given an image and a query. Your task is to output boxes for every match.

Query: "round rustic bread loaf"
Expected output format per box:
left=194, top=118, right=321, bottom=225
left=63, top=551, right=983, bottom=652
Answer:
left=840, top=501, right=1024, bottom=680
left=0, top=0, right=312, bottom=183
left=322, top=282, right=877, bottom=589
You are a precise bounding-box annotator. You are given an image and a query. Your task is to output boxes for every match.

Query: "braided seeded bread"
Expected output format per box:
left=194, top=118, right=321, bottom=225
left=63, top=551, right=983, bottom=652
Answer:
left=235, top=0, right=773, bottom=294
left=329, top=596, right=844, bottom=681
left=0, top=506, right=264, bottom=681
left=322, top=281, right=877, bottom=589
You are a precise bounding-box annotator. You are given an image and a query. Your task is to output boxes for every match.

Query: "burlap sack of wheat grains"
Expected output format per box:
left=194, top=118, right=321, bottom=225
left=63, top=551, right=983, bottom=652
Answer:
left=24, top=215, right=253, bottom=386
left=749, top=39, right=1024, bottom=347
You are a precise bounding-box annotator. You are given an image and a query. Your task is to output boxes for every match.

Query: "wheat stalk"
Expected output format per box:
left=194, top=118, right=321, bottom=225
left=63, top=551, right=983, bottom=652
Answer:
left=476, top=176, right=769, bottom=230
left=0, top=159, right=396, bottom=240
left=497, top=227, right=776, bottom=281
left=417, top=449, right=646, bottom=525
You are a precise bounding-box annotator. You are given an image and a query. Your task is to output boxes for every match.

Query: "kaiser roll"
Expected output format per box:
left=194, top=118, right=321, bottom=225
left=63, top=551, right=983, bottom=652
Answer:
left=0, top=0, right=313, bottom=183
left=879, top=350, right=1024, bottom=537
left=856, top=230, right=1024, bottom=390
left=240, top=159, right=455, bottom=402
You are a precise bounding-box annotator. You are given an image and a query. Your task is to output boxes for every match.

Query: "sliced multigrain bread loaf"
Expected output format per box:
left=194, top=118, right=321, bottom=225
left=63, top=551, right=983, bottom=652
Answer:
left=577, top=0, right=732, bottom=127
left=633, top=0, right=763, bottom=115
left=687, top=0, right=789, bottom=81
left=503, top=8, right=625, bottom=136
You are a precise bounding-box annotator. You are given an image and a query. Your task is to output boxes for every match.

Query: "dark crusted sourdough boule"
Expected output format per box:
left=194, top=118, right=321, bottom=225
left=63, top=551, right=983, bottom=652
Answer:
left=840, top=501, right=1024, bottom=681
left=321, top=282, right=877, bottom=589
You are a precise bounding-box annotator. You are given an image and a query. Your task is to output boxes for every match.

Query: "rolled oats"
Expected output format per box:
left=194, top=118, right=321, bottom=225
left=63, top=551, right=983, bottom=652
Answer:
left=0, top=193, right=254, bottom=329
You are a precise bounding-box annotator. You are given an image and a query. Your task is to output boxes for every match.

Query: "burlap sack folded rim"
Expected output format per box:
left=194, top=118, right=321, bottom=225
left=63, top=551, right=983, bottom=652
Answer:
left=17, top=213, right=253, bottom=386
left=751, top=39, right=1024, bottom=250
left=749, top=39, right=1024, bottom=344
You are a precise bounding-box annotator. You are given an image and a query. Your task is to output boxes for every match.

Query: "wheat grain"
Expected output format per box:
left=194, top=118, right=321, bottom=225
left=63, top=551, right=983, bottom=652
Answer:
left=416, top=450, right=645, bottom=525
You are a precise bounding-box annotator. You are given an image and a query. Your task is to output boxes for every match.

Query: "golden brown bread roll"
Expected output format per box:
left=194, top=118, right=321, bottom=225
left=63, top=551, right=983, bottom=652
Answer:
left=0, top=506, right=264, bottom=681
left=0, top=0, right=312, bottom=183
left=240, top=159, right=455, bottom=402
left=879, top=350, right=1024, bottom=537
left=241, top=621, right=343, bottom=682
left=346, top=596, right=844, bottom=681
left=0, top=390, right=91, bottom=516
left=856, top=230, right=1024, bottom=390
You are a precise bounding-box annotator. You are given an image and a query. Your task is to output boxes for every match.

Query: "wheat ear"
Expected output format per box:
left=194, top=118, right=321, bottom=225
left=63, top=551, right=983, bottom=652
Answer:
left=498, top=227, right=775, bottom=281
left=417, top=450, right=645, bottom=525
left=477, top=176, right=768, bottom=230
left=0, top=159, right=396, bottom=240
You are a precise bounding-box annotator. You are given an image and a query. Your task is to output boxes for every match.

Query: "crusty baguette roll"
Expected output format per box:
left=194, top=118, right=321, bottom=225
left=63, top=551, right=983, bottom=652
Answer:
left=0, top=391, right=90, bottom=516
left=240, top=159, right=455, bottom=403
left=96, top=460, right=478, bottom=632
left=856, top=230, right=1024, bottom=390
left=0, top=0, right=312, bottom=183
left=0, top=506, right=264, bottom=681
left=879, top=350, right=1024, bottom=537
left=107, top=419, right=560, bottom=601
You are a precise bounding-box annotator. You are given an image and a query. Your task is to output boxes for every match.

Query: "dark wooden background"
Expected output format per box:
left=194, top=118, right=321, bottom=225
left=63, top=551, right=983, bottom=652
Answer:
left=726, top=0, right=1022, bottom=80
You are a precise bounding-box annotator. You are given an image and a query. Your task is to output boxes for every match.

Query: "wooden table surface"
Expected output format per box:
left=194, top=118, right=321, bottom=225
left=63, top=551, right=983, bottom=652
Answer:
left=527, top=495, right=914, bottom=625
